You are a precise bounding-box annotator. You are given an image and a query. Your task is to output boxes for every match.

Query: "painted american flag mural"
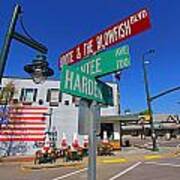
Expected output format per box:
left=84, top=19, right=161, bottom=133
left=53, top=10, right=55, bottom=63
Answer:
left=0, top=106, right=48, bottom=142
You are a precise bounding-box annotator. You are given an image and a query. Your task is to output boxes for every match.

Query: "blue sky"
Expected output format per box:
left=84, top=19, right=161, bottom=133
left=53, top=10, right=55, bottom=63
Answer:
left=0, top=0, right=180, bottom=114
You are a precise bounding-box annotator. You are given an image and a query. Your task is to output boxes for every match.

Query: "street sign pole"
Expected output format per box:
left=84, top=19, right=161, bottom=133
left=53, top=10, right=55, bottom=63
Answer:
left=78, top=98, right=100, bottom=135
left=59, top=7, right=152, bottom=180
left=88, top=100, right=97, bottom=180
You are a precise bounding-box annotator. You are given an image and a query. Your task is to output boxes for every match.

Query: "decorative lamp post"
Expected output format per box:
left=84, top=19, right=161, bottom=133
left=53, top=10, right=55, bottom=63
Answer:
left=0, top=4, right=48, bottom=83
left=24, top=55, right=54, bottom=84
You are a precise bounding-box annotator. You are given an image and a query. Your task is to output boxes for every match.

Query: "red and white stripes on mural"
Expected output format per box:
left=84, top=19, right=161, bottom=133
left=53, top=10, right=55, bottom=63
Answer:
left=0, top=106, right=48, bottom=142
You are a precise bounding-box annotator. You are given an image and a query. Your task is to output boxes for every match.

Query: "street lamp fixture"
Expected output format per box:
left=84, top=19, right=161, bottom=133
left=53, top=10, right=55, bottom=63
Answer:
left=142, top=49, right=158, bottom=151
left=144, top=60, right=150, bottom=65
left=143, top=49, right=155, bottom=61
left=24, top=55, right=54, bottom=84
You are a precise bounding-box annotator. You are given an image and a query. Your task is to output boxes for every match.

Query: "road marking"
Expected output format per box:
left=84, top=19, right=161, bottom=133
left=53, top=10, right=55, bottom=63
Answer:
left=52, top=168, right=87, bottom=180
left=144, top=155, right=162, bottom=160
left=109, top=161, right=142, bottom=180
left=145, top=161, right=180, bottom=168
left=102, top=158, right=127, bottom=164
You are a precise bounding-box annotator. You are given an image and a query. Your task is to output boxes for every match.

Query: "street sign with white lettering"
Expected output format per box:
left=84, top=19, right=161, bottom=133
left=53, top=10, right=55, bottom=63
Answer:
left=61, top=65, right=113, bottom=105
left=70, top=45, right=130, bottom=77
left=59, top=8, right=150, bottom=67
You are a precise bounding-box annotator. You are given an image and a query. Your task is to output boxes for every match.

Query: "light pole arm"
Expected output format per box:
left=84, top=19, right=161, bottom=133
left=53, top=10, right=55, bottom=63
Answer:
left=150, top=86, right=180, bottom=102
left=13, top=32, right=47, bottom=54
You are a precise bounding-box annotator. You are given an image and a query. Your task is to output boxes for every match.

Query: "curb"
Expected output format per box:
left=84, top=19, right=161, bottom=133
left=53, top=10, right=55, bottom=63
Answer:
left=22, top=151, right=177, bottom=169
left=22, top=161, right=85, bottom=170
left=0, top=156, right=34, bottom=163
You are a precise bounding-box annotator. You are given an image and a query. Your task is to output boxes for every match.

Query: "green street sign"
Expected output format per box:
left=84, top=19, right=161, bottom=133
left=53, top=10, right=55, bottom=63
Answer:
left=70, top=45, right=130, bottom=77
left=61, top=65, right=113, bottom=105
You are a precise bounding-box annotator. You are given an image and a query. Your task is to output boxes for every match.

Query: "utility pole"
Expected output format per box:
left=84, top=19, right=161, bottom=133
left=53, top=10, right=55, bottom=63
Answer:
left=142, top=49, right=158, bottom=151
left=117, top=82, right=123, bottom=149
left=114, top=72, right=123, bottom=149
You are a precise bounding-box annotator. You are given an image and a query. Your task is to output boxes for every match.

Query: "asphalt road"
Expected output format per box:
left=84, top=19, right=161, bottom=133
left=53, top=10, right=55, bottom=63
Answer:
left=1, top=156, right=180, bottom=180
left=0, top=138, right=180, bottom=180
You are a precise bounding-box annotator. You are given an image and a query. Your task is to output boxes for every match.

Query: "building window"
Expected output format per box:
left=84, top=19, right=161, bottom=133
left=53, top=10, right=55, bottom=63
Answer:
left=64, top=100, right=69, bottom=106
left=20, top=88, right=37, bottom=103
left=72, top=96, right=80, bottom=107
left=59, top=91, right=62, bottom=103
left=38, top=99, right=44, bottom=105
left=46, top=88, right=61, bottom=106
left=72, top=96, right=75, bottom=103
left=100, top=123, right=114, bottom=140
left=46, top=89, right=51, bottom=102
left=12, top=99, right=18, bottom=104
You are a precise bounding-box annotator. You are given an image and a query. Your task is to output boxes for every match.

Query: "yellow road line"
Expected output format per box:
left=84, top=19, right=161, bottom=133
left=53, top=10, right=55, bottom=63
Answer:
left=144, top=155, right=162, bottom=160
left=101, top=158, right=127, bottom=164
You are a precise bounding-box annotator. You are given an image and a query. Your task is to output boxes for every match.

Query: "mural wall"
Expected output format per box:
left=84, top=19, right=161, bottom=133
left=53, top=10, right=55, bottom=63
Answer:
left=0, top=105, right=48, bottom=156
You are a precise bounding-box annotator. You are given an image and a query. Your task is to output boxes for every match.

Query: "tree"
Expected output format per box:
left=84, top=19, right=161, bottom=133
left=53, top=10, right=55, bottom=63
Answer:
left=139, top=109, right=153, bottom=115
left=0, top=81, right=20, bottom=156
left=0, top=81, right=16, bottom=105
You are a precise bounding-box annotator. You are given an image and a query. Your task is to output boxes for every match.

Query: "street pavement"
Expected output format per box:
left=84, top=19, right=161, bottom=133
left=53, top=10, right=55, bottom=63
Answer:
left=0, top=138, right=180, bottom=180
left=1, top=156, right=180, bottom=180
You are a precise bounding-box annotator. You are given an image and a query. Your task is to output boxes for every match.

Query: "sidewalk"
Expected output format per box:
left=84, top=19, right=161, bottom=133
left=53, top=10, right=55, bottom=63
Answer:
left=97, top=146, right=178, bottom=164
left=0, top=155, right=34, bottom=163
left=22, top=158, right=86, bottom=170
